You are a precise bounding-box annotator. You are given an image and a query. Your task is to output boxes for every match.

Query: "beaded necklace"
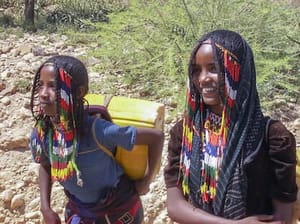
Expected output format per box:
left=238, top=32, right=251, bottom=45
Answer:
left=32, top=67, right=83, bottom=186
left=200, top=108, right=228, bottom=202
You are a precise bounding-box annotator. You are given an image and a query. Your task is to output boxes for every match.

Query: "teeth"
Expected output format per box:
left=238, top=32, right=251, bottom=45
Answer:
left=202, top=87, right=215, bottom=92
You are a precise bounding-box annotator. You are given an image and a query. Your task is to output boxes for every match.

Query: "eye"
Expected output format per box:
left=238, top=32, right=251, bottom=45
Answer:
left=208, top=63, right=217, bottom=73
left=191, top=64, right=201, bottom=78
left=37, top=80, right=43, bottom=89
left=48, top=82, right=56, bottom=89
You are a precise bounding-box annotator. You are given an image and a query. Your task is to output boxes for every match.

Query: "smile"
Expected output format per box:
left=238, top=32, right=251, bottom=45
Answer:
left=40, top=102, right=50, bottom=107
left=201, top=87, right=217, bottom=94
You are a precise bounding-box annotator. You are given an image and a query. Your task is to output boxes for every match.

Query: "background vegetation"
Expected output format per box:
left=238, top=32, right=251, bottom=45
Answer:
left=0, top=0, right=299, bottom=115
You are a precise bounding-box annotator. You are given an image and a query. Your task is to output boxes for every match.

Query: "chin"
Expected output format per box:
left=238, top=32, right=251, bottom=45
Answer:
left=203, top=99, right=221, bottom=106
left=43, top=111, right=56, bottom=117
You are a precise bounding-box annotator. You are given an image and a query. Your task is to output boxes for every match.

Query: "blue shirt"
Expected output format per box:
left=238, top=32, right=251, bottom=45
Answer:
left=31, top=116, right=137, bottom=203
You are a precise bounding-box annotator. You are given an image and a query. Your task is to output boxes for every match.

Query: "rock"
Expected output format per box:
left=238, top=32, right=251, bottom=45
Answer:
left=86, top=56, right=101, bottom=66
left=22, top=53, right=35, bottom=61
left=0, top=96, right=10, bottom=106
left=24, top=211, right=40, bottom=219
left=15, top=181, right=25, bottom=189
left=27, top=197, right=40, bottom=212
left=17, top=44, right=33, bottom=56
left=0, top=214, right=5, bottom=223
left=14, top=217, right=25, bottom=224
left=32, top=46, right=46, bottom=56
left=10, top=194, right=25, bottom=210
left=0, top=189, right=13, bottom=203
left=0, top=70, right=10, bottom=79
left=0, top=84, right=16, bottom=97
left=16, top=61, right=32, bottom=72
left=295, top=118, right=300, bottom=128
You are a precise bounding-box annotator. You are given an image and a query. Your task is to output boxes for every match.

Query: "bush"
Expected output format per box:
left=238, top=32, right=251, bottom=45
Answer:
left=87, top=0, right=299, bottom=112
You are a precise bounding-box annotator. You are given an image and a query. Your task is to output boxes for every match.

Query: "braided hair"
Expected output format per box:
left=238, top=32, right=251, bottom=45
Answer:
left=30, top=55, right=89, bottom=185
left=31, top=55, right=88, bottom=134
left=180, top=30, right=265, bottom=217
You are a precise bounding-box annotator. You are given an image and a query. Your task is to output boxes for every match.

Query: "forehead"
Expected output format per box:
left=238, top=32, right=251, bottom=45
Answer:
left=195, top=43, right=214, bottom=64
left=40, top=65, right=56, bottom=80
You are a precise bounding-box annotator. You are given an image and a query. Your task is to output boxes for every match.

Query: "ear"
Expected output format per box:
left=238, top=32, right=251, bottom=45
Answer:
left=77, top=86, right=87, bottom=99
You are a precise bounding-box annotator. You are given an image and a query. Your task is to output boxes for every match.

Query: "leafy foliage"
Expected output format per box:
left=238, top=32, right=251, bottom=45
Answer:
left=1, top=0, right=299, bottom=115
left=82, top=0, right=299, bottom=112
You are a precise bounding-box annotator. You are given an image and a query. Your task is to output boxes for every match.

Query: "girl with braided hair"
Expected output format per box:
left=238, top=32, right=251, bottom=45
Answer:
left=29, top=55, right=164, bottom=224
left=164, top=30, right=297, bottom=223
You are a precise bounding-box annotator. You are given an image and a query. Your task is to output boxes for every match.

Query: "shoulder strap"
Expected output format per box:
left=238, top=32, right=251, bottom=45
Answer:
left=92, top=117, right=115, bottom=160
left=103, top=94, right=113, bottom=108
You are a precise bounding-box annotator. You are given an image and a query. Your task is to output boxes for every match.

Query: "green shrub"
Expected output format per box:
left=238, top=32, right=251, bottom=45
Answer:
left=2, top=0, right=299, bottom=115
left=87, top=0, right=299, bottom=113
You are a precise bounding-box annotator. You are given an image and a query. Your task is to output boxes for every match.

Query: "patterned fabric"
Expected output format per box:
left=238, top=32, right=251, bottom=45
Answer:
left=30, top=67, right=82, bottom=186
left=64, top=176, right=144, bottom=224
left=179, top=30, right=265, bottom=219
left=200, top=110, right=228, bottom=202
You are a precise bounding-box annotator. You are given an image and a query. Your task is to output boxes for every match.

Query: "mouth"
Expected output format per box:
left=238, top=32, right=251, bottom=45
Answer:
left=202, top=87, right=217, bottom=93
left=40, top=102, right=50, bottom=107
left=200, top=87, right=218, bottom=96
left=39, top=102, right=53, bottom=111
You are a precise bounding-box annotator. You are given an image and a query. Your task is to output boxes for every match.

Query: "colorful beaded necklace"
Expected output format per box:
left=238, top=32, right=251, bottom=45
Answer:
left=180, top=41, right=239, bottom=201
left=31, top=66, right=82, bottom=186
left=200, top=108, right=228, bottom=202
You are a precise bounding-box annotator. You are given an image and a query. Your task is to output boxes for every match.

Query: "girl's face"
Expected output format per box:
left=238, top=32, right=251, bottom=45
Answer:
left=38, top=65, right=57, bottom=117
left=192, top=42, right=223, bottom=114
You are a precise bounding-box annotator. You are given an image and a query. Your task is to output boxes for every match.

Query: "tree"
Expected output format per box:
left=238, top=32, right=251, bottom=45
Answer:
left=24, top=0, right=36, bottom=32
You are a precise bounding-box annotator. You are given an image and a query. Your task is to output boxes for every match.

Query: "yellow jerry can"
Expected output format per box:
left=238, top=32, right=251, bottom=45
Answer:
left=85, top=93, right=165, bottom=180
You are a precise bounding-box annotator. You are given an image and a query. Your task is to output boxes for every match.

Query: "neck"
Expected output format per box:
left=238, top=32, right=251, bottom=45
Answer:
left=49, top=116, right=60, bottom=129
left=208, top=103, right=223, bottom=116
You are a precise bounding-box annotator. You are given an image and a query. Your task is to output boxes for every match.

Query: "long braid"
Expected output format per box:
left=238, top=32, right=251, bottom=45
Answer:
left=54, top=66, right=61, bottom=124
left=30, top=55, right=88, bottom=186
left=179, top=30, right=264, bottom=217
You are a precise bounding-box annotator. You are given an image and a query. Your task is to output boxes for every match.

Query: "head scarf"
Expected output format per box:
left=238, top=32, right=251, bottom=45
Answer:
left=30, top=56, right=88, bottom=187
left=179, top=30, right=265, bottom=218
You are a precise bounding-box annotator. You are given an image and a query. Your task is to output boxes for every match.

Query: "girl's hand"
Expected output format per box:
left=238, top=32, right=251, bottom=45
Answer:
left=134, top=174, right=152, bottom=195
left=236, top=215, right=285, bottom=224
left=41, top=207, right=61, bottom=224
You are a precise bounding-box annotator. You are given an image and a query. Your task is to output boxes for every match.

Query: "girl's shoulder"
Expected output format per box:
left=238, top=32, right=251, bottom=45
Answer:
left=267, top=118, right=296, bottom=153
left=268, top=119, right=295, bottom=142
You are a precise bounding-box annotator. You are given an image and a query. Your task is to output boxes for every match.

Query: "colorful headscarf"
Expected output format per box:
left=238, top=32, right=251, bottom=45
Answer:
left=179, top=30, right=265, bottom=218
left=30, top=65, right=82, bottom=186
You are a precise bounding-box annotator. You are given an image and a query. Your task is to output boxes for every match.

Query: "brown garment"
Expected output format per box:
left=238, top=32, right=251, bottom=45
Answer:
left=164, top=119, right=297, bottom=215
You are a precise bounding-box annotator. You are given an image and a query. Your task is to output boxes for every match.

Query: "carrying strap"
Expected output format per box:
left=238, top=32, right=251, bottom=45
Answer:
left=92, top=117, right=116, bottom=160
left=103, top=94, right=113, bottom=108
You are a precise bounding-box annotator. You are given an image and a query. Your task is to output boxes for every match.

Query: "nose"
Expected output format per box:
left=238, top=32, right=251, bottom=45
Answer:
left=39, top=86, right=49, bottom=98
left=197, top=69, right=211, bottom=83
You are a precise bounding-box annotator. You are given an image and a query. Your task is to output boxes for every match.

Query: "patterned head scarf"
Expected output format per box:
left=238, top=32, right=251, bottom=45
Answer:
left=180, top=30, right=265, bottom=218
left=30, top=55, right=88, bottom=186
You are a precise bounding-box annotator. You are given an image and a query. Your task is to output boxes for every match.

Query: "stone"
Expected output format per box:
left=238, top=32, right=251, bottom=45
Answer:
left=0, top=96, right=11, bottom=106
left=24, top=211, right=40, bottom=219
left=10, top=194, right=25, bottom=210
left=0, top=189, right=13, bottom=203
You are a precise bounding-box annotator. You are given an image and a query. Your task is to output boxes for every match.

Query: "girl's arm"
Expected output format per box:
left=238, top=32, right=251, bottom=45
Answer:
left=164, top=121, right=281, bottom=224
left=272, top=199, right=295, bottom=224
left=167, top=187, right=281, bottom=224
left=134, top=127, right=164, bottom=194
left=39, top=164, right=61, bottom=224
left=268, top=121, right=297, bottom=224
left=167, top=187, right=230, bottom=224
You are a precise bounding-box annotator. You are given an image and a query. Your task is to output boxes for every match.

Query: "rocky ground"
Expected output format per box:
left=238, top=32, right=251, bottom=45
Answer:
left=0, top=31, right=299, bottom=224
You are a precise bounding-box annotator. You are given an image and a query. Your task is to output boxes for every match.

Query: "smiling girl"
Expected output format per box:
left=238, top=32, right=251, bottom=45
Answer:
left=164, top=30, right=297, bottom=224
